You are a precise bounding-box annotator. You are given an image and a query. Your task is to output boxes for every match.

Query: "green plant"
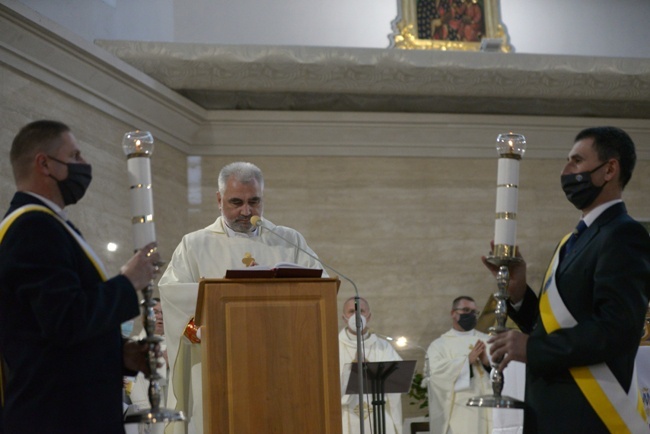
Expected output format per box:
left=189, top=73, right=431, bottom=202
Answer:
left=408, top=372, right=428, bottom=416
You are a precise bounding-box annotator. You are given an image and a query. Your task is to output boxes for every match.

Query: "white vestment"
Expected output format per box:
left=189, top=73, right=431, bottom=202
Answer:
left=158, top=217, right=324, bottom=434
left=339, top=329, right=403, bottom=434
left=427, top=328, right=493, bottom=434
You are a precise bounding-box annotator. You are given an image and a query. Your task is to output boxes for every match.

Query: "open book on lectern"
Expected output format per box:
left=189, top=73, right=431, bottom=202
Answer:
left=224, top=262, right=323, bottom=279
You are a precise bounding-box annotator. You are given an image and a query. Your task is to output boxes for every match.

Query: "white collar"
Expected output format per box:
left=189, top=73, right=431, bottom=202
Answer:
left=344, top=327, right=371, bottom=341
left=449, top=328, right=478, bottom=336
left=23, top=191, right=68, bottom=220
left=581, top=199, right=623, bottom=227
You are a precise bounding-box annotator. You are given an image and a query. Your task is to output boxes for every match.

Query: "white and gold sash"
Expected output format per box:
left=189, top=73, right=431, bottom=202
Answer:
left=0, top=204, right=109, bottom=407
left=539, top=233, right=648, bottom=433
left=0, top=204, right=107, bottom=280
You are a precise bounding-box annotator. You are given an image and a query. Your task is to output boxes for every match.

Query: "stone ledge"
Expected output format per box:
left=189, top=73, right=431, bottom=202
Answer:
left=95, top=40, right=650, bottom=119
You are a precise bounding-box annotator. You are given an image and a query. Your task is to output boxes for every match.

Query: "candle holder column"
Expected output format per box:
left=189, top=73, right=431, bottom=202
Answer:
left=122, top=130, right=185, bottom=426
left=467, top=133, right=526, bottom=409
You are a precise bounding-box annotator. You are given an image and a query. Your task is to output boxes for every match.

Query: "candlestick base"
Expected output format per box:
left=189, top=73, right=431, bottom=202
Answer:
left=467, top=394, right=525, bottom=409
left=124, top=408, right=185, bottom=424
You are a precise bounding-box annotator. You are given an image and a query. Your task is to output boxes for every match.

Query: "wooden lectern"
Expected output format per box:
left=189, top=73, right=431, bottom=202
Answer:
left=195, top=277, right=342, bottom=434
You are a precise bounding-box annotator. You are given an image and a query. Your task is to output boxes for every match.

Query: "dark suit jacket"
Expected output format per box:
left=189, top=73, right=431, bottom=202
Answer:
left=509, top=202, right=650, bottom=434
left=0, top=192, right=140, bottom=434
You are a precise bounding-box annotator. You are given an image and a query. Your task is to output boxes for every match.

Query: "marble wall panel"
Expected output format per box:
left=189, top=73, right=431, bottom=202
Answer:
left=0, top=64, right=188, bottom=294
left=177, top=154, right=648, bottom=419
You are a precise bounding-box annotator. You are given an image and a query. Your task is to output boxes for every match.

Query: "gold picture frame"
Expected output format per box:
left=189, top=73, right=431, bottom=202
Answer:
left=392, top=0, right=511, bottom=52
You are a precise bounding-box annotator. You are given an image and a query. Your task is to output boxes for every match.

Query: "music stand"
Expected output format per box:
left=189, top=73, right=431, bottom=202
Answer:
left=345, top=360, right=416, bottom=434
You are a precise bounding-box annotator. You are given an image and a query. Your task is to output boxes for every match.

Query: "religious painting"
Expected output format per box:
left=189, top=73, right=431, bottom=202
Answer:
left=391, top=0, right=511, bottom=52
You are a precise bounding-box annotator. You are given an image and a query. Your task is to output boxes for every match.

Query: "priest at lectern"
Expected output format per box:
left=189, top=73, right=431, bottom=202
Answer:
left=158, top=162, right=325, bottom=434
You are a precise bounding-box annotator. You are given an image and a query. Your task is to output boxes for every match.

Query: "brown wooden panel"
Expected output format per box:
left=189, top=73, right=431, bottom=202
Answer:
left=198, top=278, right=342, bottom=434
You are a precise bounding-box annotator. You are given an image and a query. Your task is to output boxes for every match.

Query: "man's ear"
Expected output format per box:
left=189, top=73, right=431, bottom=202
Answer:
left=35, top=153, right=50, bottom=175
left=604, top=158, right=619, bottom=182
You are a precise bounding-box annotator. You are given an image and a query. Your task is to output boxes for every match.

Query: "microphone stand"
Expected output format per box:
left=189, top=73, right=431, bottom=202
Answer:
left=252, top=218, right=366, bottom=434
left=353, top=296, right=365, bottom=434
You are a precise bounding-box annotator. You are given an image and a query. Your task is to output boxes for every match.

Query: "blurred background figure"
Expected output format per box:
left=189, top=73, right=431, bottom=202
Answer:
left=427, top=296, right=492, bottom=434
left=339, top=296, right=403, bottom=434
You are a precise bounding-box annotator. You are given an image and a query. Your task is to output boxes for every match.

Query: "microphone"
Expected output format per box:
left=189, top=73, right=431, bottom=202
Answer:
left=250, top=216, right=359, bottom=295
left=250, top=215, right=368, bottom=434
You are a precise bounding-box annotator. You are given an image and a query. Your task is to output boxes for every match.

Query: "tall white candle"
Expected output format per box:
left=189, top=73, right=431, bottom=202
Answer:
left=493, top=133, right=526, bottom=259
left=122, top=131, right=157, bottom=251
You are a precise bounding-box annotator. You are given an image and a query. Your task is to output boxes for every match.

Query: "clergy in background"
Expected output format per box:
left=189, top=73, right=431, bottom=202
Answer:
left=339, top=296, right=403, bottom=434
left=426, top=296, right=492, bottom=434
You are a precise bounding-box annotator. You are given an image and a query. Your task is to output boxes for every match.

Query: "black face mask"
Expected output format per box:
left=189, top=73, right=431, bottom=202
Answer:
left=458, top=313, right=477, bottom=331
left=560, top=161, right=608, bottom=210
left=48, top=156, right=92, bottom=205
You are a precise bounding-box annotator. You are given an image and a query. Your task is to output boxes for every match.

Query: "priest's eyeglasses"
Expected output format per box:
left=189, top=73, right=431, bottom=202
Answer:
left=454, top=307, right=480, bottom=316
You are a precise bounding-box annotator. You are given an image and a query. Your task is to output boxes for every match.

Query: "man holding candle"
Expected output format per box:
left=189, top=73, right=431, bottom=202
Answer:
left=0, top=120, right=162, bottom=433
left=484, top=127, right=650, bottom=433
